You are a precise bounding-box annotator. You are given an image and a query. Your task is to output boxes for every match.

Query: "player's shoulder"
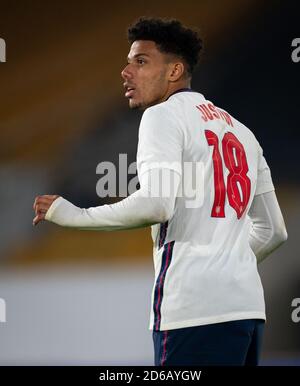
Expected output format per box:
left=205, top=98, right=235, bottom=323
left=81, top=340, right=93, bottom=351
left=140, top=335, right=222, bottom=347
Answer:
left=144, top=96, right=179, bottom=115
left=231, top=114, right=259, bottom=144
left=141, top=98, right=180, bottom=124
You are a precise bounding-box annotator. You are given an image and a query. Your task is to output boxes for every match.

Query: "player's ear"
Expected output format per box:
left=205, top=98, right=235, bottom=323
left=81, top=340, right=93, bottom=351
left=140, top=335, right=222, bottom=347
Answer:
left=168, top=62, right=185, bottom=82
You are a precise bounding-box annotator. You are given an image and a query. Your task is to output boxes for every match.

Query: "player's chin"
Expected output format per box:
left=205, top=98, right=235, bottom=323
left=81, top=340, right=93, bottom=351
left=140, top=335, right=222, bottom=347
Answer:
left=128, top=98, right=143, bottom=110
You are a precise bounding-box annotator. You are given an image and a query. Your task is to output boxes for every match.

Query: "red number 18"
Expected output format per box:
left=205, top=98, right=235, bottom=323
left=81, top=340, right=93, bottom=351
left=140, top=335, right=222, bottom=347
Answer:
left=205, top=130, right=251, bottom=219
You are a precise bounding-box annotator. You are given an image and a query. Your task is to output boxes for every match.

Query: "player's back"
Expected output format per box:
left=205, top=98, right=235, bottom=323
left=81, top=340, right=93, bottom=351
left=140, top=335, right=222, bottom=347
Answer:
left=168, top=91, right=262, bottom=252
left=139, top=90, right=272, bottom=331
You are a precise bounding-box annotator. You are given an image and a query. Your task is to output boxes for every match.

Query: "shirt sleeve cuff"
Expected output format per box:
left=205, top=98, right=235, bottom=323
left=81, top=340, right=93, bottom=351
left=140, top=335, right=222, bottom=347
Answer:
left=45, top=196, right=65, bottom=221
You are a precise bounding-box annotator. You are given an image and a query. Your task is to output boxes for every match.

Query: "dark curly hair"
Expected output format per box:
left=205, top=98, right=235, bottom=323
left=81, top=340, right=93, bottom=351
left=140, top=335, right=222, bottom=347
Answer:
left=127, top=17, right=203, bottom=76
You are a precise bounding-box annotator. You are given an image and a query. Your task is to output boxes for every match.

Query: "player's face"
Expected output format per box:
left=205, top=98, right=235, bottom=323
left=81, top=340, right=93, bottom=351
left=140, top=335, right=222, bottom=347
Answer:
left=121, top=40, right=172, bottom=110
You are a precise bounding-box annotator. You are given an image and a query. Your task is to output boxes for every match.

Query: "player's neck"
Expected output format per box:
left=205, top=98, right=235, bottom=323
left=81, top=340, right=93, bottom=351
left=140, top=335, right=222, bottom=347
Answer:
left=164, top=80, right=192, bottom=102
left=165, top=79, right=191, bottom=100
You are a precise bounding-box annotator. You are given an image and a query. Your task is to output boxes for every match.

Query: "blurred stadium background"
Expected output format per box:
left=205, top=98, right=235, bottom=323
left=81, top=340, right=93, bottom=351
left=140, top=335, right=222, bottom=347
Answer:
left=0, top=0, right=299, bottom=365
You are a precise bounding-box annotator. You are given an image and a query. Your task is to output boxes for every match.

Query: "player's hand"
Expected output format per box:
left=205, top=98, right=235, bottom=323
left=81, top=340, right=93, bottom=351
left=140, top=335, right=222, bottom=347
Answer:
left=33, top=195, right=60, bottom=226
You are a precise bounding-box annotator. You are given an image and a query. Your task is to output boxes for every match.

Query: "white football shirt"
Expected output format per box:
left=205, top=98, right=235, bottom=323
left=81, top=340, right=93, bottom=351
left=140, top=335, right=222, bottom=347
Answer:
left=137, top=90, right=275, bottom=331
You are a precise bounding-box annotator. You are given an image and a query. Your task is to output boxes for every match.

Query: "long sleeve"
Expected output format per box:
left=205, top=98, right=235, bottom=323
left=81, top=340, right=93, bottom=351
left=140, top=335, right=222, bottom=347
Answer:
left=248, top=190, right=288, bottom=263
left=45, top=169, right=181, bottom=231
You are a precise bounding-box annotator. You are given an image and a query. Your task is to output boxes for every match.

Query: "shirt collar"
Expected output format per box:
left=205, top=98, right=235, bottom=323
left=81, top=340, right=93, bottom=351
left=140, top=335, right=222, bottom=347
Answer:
left=167, top=88, right=194, bottom=100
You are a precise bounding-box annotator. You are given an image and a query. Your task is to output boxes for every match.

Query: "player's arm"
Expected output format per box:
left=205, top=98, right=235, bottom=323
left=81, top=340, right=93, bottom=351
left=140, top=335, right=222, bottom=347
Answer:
left=33, top=169, right=180, bottom=230
left=248, top=190, right=288, bottom=263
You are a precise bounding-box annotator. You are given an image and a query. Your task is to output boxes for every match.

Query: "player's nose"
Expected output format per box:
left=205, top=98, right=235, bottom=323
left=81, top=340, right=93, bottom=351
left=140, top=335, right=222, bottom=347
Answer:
left=121, top=64, right=133, bottom=80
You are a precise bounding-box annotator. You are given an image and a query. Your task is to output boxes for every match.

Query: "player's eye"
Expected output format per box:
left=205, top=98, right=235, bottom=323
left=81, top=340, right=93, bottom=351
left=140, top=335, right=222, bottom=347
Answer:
left=137, top=58, right=146, bottom=65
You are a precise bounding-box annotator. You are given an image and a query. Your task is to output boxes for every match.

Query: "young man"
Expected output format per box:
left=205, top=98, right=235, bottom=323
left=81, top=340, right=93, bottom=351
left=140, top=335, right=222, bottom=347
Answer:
left=33, top=18, right=287, bottom=366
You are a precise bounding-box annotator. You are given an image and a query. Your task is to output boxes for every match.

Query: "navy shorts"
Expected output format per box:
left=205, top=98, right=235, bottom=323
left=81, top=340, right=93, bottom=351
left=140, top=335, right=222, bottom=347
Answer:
left=152, top=319, right=265, bottom=366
